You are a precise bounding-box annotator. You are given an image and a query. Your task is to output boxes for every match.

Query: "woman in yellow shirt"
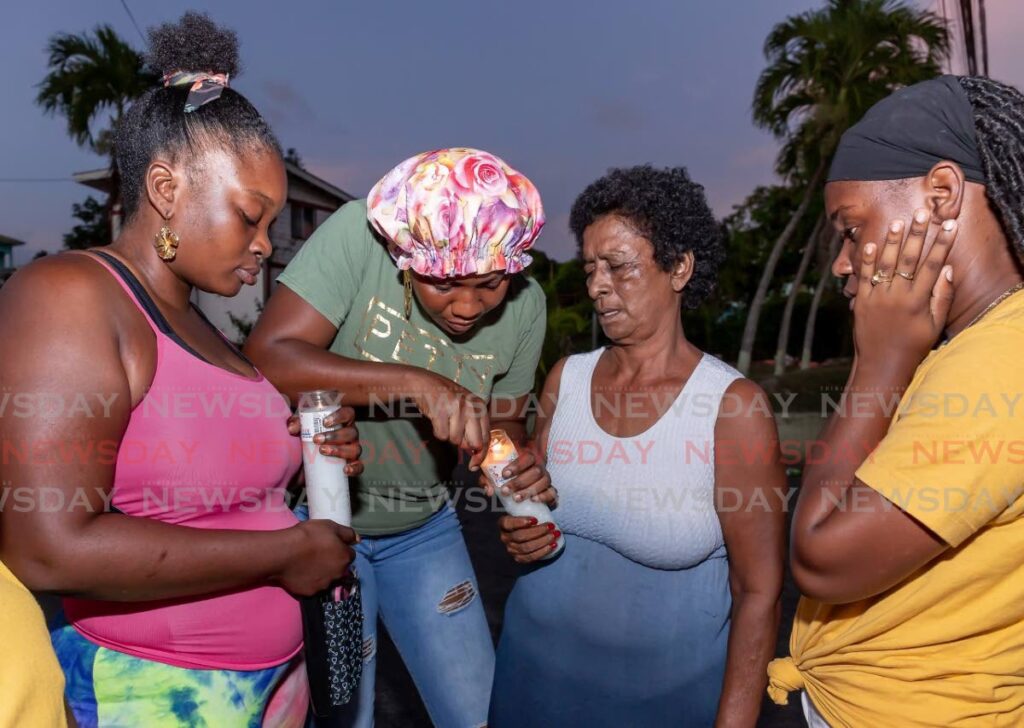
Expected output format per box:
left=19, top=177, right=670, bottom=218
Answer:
left=769, top=75, right=1024, bottom=726
left=0, top=560, right=67, bottom=727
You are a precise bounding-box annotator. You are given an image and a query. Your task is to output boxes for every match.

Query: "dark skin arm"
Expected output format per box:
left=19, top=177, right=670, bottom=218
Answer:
left=245, top=284, right=495, bottom=465
left=714, top=379, right=786, bottom=728
left=0, top=257, right=357, bottom=600
left=245, top=284, right=433, bottom=406
left=791, top=213, right=955, bottom=603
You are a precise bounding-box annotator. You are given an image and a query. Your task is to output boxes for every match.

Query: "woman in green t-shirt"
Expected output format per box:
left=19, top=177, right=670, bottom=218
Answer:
left=246, top=148, right=555, bottom=727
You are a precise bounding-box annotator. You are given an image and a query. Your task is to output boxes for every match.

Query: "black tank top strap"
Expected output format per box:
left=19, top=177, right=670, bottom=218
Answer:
left=91, top=250, right=216, bottom=367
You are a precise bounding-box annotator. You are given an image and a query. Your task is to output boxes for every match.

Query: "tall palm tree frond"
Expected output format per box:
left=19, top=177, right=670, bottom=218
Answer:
left=36, top=25, right=156, bottom=150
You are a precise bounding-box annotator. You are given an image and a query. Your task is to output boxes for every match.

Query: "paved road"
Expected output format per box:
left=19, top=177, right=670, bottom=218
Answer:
left=372, top=469, right=807, bottom=728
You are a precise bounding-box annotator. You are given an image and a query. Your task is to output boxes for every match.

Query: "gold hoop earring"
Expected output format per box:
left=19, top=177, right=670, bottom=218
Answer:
left=403, top=269, right=413, bottom=320
left=154, top=225, right=180, bottom=261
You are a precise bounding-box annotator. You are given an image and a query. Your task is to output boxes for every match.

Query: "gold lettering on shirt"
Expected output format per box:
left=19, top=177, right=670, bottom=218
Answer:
left=390, top=329, right=417, bottom=364
left=355, top=297, right=496, bottom=397
left=422, top=343, right=439, bottom=369
left=368, top=313, right=392, bottom=339
left=456, top=354, right=495, bottom=393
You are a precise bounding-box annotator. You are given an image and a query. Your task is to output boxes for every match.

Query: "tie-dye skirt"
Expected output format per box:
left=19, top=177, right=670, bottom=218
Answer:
left=51, top=619, right=309, bottom=728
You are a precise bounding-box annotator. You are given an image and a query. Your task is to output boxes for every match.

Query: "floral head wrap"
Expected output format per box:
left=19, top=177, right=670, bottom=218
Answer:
left=367, top=148, right=544, bottom=278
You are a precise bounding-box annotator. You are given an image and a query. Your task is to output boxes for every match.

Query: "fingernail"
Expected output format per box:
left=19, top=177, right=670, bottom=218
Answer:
left=502, top=469, right=512, bottom=478
left=529, top=517, right=538, bottom=525
left=553, top=530, right=562, bottom=539
left=313, top=434, right=324, bottom=444
left=915, top=209, right=928, bottom=223
left=945, top=266, right=953, bottom=282
left=501, top=487, right=511, bottom=496
left=890, top=221, right=902, bottom=233
left=547, top=522, right=556, bottom=531
left=550, top=542, right=559, bottom=550
left=513, top=494, right=523, bottom=502
left=864, top=243, right=876, bottom=255
left=942, top=219, right=956, bottom=231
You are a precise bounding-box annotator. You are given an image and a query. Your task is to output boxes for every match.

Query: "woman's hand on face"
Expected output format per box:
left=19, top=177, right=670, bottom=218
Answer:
left=479, top=447, right=558, bottom=506
left=852, top=208, right=957, bottom=373
left=286, top=407, right=364, bottom=477
left=410, top=372, right=490, bottom=467
left=498, top=516, right=561, bottom=563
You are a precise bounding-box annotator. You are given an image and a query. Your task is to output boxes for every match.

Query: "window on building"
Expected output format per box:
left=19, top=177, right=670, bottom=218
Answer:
left=291, top=204, right=317, bottom=240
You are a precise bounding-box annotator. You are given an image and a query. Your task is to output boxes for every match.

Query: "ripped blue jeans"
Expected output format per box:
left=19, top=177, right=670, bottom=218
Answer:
left=297, top=503, right=494, bottom=728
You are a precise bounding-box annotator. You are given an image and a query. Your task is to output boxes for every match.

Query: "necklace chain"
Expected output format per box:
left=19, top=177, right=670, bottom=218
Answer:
left=964, top=281, right=1024, bottom=331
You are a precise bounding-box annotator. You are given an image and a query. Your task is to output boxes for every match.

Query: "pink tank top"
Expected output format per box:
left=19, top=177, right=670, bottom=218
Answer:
left=63, top=252, right=304, bottom=670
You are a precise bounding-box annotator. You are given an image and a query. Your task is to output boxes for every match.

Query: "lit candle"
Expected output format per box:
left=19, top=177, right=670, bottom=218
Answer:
left=483, top=428, right=565, bottom=559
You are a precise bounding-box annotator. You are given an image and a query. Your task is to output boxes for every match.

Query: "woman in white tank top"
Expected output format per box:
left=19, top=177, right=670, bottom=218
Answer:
left=489, top=166, right=787, bottom=727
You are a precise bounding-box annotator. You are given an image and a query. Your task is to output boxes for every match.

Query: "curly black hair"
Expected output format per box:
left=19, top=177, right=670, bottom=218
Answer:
left=569, top=165, right=724, bottom=309
left=957, top=76, right=1024, bottom=261
left=114, top=12, right=281, bottom=221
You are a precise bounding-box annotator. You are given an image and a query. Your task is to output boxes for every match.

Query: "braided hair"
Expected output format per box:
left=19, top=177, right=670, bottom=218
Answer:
left=958, top=76, right=1024, bottom=260
left=114, top=12, right=281, bottom=221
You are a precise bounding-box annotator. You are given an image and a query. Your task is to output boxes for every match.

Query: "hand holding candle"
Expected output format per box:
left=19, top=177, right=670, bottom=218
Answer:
left=483, top=429, right=564, bottom=558
left=298, top=390, right=355, bottom=526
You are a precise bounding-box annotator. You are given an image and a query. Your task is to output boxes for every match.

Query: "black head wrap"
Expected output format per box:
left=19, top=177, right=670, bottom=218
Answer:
left=828, top=75, right=987, bottom=185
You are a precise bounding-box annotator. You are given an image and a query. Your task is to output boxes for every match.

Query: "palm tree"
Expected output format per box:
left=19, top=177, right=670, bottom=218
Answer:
left=773, top=212, right=826, bottom=375
left=800, top=229, right=842, bottom=369
left=37, top=25, right=156, bottom=239
left=736, top=0, right=949, bottom=374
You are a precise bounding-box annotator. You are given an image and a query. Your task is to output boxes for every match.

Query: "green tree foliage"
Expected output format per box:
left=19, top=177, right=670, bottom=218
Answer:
left=36, top=25, right=156, bottom=154
left=752, top=0, right=949, bottom=178
left=63, top=196, right=112, bottom=250
left=38, top=25, right=156, bottom=245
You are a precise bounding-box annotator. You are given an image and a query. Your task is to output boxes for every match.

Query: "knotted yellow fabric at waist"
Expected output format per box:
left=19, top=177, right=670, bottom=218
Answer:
left=766, top=656, right=804, bottom=705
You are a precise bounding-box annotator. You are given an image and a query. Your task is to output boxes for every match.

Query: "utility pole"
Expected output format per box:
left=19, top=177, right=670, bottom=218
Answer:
left=977, top=0, right=989, bottom=76
left=959, top=0, right=977, bottom=76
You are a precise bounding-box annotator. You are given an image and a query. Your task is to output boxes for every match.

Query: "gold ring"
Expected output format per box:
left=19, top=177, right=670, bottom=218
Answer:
left=896, top=271, right=915, bottom=281
left=870, top=270, right=894, bottom=286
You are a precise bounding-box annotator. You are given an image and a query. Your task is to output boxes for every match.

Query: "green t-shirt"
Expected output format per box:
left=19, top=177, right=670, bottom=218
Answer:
left=277, top=200, right=546, bottom=535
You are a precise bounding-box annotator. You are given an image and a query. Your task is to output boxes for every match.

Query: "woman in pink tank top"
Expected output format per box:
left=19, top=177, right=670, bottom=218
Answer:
left=0, top=14, right=361, bottom=727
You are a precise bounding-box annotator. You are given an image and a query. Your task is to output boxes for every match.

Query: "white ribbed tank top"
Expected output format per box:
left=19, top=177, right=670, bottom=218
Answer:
left=546, top=347, right=742, bottom=570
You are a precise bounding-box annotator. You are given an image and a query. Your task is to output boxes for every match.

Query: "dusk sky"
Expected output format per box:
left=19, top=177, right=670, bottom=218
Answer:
left=3, top=1, right=1023, bottom=264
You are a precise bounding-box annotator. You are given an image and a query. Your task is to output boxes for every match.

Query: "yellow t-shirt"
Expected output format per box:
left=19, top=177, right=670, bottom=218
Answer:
left=0, top=559, right=67, bottom=727
left=769, top=290, right=1024, bottom=727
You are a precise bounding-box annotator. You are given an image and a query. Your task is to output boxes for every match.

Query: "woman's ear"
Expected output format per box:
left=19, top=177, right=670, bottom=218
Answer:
left=671, top=251, right=695, bottom=293
left=924, top=160, right=966, bottom=222
left=145, top=159, right=179, bottom=221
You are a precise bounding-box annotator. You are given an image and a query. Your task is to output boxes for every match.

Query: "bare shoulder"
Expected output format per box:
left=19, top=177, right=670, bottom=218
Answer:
left=542, top=356, right=569, bottom=397
left=533, top=356, right=570, bottom=450
left=723, top=377, right=772, bottom=411
left=0, top=253, right=139, bottom=386
left=717, top=377, right=779, bottom=435
left=0, top=252, right=127, bottom=327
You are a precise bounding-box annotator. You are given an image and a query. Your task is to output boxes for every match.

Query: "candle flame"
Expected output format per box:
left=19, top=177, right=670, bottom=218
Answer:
left=487, top=429, right=514, bottom=461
